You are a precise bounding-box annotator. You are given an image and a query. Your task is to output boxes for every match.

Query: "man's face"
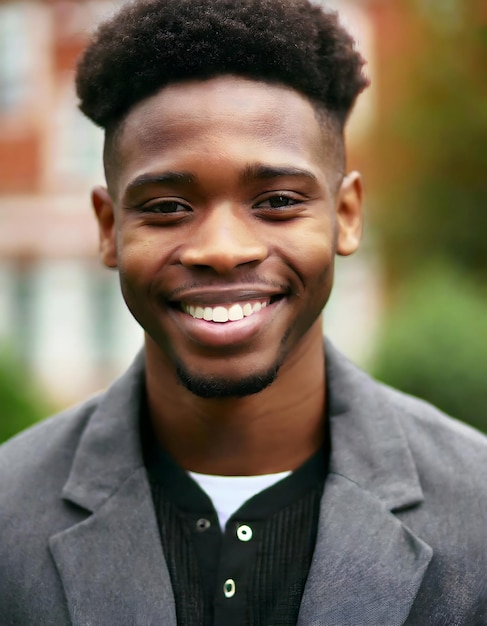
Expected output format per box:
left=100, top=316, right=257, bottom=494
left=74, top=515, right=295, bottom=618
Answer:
left=94, top=76, right=362, bottom=397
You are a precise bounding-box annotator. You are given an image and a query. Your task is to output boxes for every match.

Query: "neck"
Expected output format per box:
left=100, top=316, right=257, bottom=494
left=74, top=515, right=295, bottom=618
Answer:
left=144, top=322, right=326, bottom=475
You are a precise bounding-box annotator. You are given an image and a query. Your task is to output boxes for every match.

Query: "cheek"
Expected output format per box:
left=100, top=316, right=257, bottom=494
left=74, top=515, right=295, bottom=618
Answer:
left=279, top=221, right=336, bottom=287
left=305, top=237, right=335, bottom=273
left=117, top=226, right=171, bottom=284
left=303, top=245, right=336, bottom=306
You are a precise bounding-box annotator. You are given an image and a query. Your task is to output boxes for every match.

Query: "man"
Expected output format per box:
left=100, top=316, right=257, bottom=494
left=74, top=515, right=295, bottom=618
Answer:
left=1, top=0, right=487, bottom=624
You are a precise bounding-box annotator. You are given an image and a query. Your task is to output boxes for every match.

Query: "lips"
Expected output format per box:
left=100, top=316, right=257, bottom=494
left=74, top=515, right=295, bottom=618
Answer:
left=181, top=299, right=269, bottom=323
left=162, top=278, right=289, bottom=353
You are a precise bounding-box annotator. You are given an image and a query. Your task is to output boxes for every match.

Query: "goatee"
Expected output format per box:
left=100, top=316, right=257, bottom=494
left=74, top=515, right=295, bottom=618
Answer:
left=175, top=363, right=281, bottom=398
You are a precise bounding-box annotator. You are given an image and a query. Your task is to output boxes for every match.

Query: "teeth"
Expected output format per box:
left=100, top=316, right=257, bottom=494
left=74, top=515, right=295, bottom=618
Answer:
left=203, top=307, right=213, bottom=321
left=213, top=306, right=228, bottom=323
left=182, top=299, right=269, bottom=323
left=228, top=304, right=244, bottom=321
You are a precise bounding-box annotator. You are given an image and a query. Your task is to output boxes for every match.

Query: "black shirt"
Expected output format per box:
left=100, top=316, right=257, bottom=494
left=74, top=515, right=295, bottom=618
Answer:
left=145, top=439, right=327, bottom=625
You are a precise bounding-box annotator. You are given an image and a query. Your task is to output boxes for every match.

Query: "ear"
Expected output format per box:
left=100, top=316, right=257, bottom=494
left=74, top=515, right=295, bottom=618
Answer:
left=92, top=186, right=118, bottom=268
left=335, top=171, right=363, bottom=257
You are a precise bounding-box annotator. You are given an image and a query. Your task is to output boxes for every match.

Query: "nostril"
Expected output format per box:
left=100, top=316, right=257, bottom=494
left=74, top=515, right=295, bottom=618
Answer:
left=179, top=240, right=268, bottom=271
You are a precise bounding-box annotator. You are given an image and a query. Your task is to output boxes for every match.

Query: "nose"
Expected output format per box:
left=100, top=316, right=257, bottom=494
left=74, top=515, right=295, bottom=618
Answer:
left=179, top=207, right=268, bottom=273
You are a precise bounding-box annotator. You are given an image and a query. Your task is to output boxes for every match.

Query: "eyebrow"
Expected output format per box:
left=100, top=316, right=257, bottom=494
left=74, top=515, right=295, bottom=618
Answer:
left=125, top=171, right=196, bottom=193
left=124, top=164, right=317, bottom=196
left=240, top=164, right=318, bottom=184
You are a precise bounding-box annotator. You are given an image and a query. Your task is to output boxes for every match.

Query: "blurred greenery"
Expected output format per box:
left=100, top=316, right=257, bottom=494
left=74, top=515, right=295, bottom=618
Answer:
left=371, top=265, right=487, bottom=433
left=0, top=349, right=51, bottom=444
left=368, top=1, right=487, bottom=431
left=370, top=0, right=487, bottom=289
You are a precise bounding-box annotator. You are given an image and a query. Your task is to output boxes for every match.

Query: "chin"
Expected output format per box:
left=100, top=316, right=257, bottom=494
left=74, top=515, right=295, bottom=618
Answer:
left=175, top=362, right=281, bottom=399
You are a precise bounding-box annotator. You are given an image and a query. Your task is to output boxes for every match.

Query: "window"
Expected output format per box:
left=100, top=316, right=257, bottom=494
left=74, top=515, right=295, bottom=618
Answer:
left=0, top=3, right=32, bottom=113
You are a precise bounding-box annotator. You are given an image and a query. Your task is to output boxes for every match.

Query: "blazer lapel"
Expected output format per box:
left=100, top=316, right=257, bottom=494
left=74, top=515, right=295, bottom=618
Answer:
left=298, top=475, right=432, bottom=626
left=48, top=353, right=177, bottom=626
left=49, top=468, right=177, bottom=626
left=298, top=343, right=433, bottom=625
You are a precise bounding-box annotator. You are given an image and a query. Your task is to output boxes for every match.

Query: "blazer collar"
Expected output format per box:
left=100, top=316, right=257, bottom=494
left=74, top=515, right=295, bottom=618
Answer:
left=51, top=352, right=178, bottom=625
left=298, top=341, right=432, bottom=625
left=325, top=340, right=423, bottom=511
left=61, top=351, right=147, bottom=512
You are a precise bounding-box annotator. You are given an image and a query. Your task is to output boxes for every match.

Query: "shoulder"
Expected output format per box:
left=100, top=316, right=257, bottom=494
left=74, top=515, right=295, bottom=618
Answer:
left=0, top=350, right=145, bottom=516
left=0, top=394, right=101, bottom=513
left=378, top=380, right=487, bottom=476
left=377, top=384, right=487, bottom=615
left=328, top=340, right=487, bottom=475
left=327, top=341, right=487, bottom=504
left=0, top=395, right=104, bottom=623
left=372, top=379, right=487, bottom=564
left=327, top=348, right=487, bottom=614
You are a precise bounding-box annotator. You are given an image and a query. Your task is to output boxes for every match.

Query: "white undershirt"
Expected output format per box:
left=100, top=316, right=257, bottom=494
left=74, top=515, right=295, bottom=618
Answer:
left=188, top=470, right=292, bottom=531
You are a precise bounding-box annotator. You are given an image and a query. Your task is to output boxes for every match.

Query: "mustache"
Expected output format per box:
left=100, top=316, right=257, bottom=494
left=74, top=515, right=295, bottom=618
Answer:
left=167, top=277, right=289, bottom=300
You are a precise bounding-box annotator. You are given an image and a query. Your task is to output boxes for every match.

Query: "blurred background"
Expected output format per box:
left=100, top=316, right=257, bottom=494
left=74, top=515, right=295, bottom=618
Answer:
left=0, top=0, right=486, bottom=443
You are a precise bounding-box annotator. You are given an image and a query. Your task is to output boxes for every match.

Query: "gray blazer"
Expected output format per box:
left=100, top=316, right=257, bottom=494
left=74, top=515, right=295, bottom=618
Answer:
left=1, top=343, right=487, bottom=625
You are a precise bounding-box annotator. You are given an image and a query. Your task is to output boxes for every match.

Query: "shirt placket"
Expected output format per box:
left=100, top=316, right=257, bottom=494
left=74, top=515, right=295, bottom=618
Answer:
left=212, top=519, right=260, bottom=625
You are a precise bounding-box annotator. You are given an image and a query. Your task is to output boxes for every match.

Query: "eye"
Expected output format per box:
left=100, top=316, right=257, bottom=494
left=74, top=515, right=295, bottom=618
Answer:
left=141, top=200, right=190, bottom=214
left=254, top=194, right=299, bottom=209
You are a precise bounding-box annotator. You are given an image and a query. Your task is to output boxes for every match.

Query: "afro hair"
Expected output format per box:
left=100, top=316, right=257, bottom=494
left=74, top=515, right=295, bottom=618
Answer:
left=76, top=0, right=369, bottom=131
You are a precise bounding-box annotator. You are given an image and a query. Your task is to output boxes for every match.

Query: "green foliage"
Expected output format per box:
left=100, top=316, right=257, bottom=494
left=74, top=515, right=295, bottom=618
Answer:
left=370, top=1, right=487, bottom=289
left=0, top=351, right=50, bottom=444
left=368, top=4, right=487, bottom=434
left=371, top=265, right=487, bottom=433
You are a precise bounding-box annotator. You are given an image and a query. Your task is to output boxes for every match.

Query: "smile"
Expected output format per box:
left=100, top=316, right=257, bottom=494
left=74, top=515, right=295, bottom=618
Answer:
left=181, top=299, right=269, bottom=323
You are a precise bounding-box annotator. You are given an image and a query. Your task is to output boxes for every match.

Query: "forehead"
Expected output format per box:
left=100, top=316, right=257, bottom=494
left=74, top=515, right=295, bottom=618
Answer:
left=110, top=76, right=337, bottom=190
